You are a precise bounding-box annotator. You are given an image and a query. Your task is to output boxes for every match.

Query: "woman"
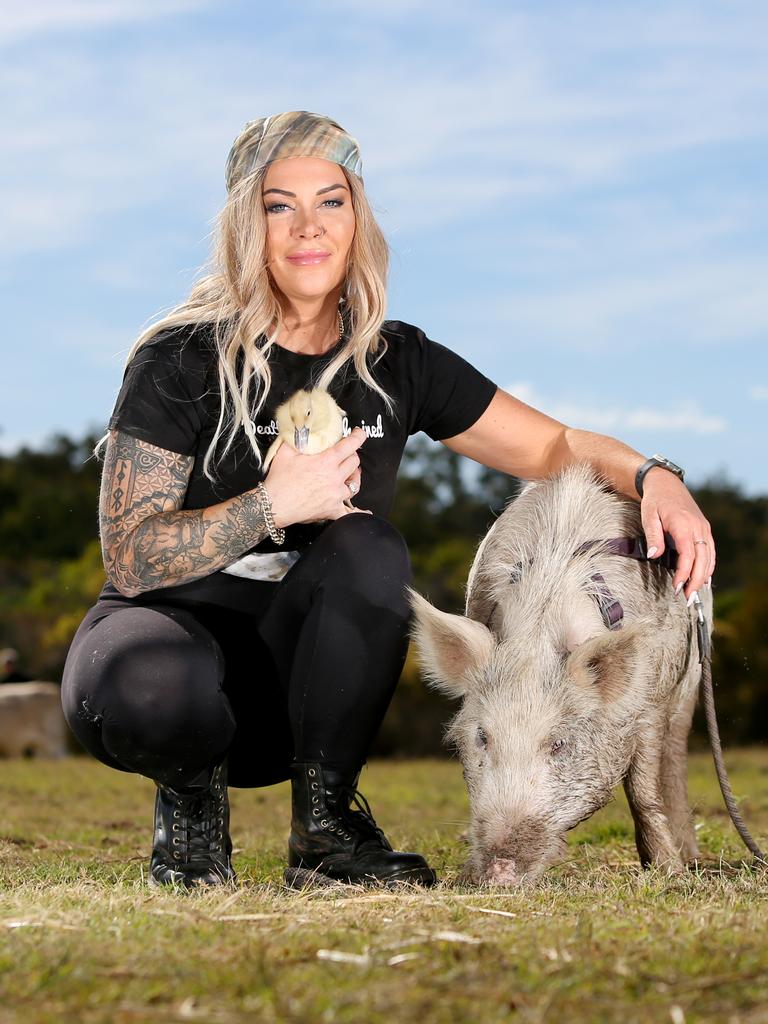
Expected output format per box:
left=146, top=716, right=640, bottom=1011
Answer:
left=62, top=111, right=715, bottom=891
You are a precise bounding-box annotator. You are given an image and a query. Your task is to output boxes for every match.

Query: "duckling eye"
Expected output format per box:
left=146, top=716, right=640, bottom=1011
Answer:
left=475, top=727, right=488, bottom=750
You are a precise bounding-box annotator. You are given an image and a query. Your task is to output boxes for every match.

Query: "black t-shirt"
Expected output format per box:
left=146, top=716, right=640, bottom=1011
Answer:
left=107, top=317, right=498, bottom=563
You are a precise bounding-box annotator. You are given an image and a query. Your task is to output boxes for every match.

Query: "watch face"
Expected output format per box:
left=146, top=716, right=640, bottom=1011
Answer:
left=636, top=455, right=686, bottom=498
left=651, top=455, right=684, bottom=477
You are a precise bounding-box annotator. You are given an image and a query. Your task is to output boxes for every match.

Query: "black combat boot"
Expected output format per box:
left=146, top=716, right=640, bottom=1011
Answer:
left=149, top=759, right=237, bottom=889
left=284, top=762, right=437, bottom=888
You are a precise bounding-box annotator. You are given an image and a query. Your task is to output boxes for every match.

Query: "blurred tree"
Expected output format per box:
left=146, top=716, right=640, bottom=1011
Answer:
left=0, top=432, right=102, bottom=560
left=690, top=478, right=768, bottom=592
left=5, top=540, right=105, bottom=680
left=0, top=431, right=105, bottom=679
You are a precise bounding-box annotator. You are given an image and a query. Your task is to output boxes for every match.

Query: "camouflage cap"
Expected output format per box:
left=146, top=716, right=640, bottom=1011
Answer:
left=225, top=110, right=363, bottom=192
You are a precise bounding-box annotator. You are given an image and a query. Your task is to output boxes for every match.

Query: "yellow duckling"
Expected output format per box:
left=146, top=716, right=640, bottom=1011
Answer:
left=262, top=387, right=347, bottom=468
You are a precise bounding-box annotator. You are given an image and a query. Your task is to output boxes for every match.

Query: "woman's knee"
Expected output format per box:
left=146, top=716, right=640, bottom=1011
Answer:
left=62, top=605, right=235, bottom=767
left=318, top=513, right=412, bottom=589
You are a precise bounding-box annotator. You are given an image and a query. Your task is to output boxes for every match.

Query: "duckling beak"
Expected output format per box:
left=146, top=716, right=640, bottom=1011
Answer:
left=294, top=425, right=310, bottom=452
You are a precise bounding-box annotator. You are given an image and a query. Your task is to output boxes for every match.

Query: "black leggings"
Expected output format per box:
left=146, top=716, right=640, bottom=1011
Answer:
left=61, top=514, right=412, bottom=790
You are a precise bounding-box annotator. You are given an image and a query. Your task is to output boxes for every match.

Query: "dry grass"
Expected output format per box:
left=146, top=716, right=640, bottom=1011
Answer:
left=1, top=751, right=767, bottom=1023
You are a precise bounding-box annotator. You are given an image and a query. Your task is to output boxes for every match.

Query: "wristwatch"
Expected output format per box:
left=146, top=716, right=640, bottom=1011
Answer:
left=635, top=454, right=685, bottom=498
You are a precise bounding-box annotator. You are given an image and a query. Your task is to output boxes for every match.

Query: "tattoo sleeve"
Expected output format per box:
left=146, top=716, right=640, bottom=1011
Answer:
left=99, top=430, right=271, bottom=597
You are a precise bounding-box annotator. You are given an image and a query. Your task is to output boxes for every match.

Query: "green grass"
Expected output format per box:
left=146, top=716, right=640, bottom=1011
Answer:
left=1, top=750, right=767, bottom=1024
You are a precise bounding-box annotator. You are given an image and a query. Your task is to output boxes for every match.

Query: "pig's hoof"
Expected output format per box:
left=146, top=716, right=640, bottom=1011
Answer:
left=643, top=856, right=686, bottom=876
left=681, top=843, right=701, bottom=864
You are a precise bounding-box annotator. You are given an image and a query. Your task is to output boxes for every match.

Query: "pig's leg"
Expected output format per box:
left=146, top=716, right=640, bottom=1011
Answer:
left=659, top=686, right=700, bottom=863
left=623, top=723, right=686, bottom=872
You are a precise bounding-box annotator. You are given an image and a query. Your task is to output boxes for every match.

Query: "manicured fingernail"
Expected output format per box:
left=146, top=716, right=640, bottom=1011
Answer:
left=674, top=582, right=684, bottom=596
left=686, top=590, right=699, bottom=608
left=647, top=546, right=658, bottom=558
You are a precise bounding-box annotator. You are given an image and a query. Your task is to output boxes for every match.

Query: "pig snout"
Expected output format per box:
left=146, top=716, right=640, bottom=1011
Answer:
left=478, top=850, right=547, bottom=887
left=474, top=838, right=536, bottom=886
left=485, top=857, right=522, bottom=886
left=472, top=817, right=565, bottom=887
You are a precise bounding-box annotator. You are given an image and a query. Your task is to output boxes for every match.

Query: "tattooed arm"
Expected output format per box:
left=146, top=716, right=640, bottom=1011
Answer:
left=99, top=429, right=272, bottom=598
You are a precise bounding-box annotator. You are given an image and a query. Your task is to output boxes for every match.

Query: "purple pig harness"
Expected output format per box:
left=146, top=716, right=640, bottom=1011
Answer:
left=506, top=535, right=679, bottom=632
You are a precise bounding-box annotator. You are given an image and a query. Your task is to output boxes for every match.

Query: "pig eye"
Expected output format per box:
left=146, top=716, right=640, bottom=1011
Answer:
left=475, top=727, right=488, bottom=750
left=550, top=738, right=566, bottom=756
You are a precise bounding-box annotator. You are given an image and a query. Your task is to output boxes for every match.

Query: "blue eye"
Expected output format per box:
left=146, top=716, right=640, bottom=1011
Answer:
left=265, top=199, right=344, bottom=214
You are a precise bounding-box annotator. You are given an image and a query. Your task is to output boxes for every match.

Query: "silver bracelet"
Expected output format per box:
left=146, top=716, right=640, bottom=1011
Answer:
left=256, top=481, right=286, bottom=546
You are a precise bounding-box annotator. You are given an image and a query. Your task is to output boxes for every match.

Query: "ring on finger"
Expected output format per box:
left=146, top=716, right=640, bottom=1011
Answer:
left=693, top=539, right=708, bottom=545
left=348, top=480, right=359, bottom=495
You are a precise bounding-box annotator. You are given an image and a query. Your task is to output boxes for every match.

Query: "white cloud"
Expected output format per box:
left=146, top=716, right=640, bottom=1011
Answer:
left=504, top=382, right=727, bottom=436
left=480, top=260, right=768, bottom=352
left=0, top=0, right=208, bottom=45
left=749, top=385, right=768, bottom=401
left=2, top=2, right=768, bottom=255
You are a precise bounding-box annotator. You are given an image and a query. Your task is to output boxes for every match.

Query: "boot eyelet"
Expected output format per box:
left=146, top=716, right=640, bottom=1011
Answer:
left=173, top=810, right=180, bottom=818
left=218, top=817, right=224, bottom=825
left=172, top=837, right=179, bottom=845
left=308, top=768, right=316, bottom=777
left=311, top=782, right=318, bottom=790
left=312, top=796, right=319, bottom=804
left=312, top=808, right=320, bottom=817
left=172, top=824, right=179, bottom=832
left=174, top=851, right=181, bottom=860
left=320, top=819, right=328, bottom=828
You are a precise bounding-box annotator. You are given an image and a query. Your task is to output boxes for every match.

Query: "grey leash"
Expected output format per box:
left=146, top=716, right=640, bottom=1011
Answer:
left=692, top=593, right=767, bottom=867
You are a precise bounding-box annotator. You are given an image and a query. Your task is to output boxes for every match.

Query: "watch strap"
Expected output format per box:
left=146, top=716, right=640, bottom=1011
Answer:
left=635, top=456, right=685, bottom=499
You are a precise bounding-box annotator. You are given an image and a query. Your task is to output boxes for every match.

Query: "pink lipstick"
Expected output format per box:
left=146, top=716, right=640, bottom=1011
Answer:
left=286, top=251, right=331, bottom=265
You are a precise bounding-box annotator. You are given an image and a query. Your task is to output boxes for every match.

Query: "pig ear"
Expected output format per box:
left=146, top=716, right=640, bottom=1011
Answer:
left=407, top=586, right=495, bottom=699
left=566, top=626, right=641, bottom=702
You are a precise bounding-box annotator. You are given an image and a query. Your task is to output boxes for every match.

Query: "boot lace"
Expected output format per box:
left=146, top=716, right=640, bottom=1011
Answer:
left=337, top=785, right=390, bottom=849
left=172, top=789, right=226, bottom=866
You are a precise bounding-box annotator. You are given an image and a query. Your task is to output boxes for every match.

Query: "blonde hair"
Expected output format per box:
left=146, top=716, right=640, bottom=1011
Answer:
left=103, top=164, right=395, bottom=480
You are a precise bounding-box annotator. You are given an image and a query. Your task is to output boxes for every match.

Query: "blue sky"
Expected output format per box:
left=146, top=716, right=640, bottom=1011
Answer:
left=2, top=0, right=766, bottom=493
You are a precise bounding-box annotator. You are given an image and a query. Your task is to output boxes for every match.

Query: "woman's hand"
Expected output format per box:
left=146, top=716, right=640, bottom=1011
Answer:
left=640, top=469, right=716, bottom=602
left=263, top=426, right=372, bottom=526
